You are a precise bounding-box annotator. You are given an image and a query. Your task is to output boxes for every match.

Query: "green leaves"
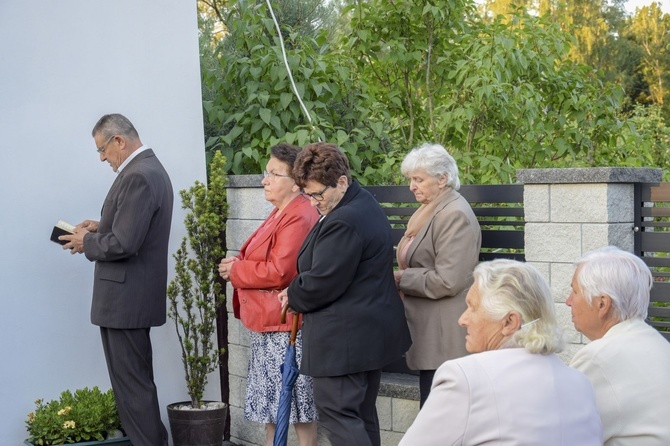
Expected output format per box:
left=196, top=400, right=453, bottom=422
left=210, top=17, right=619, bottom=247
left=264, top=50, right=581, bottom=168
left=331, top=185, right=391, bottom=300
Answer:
left=199, top=0, right=650, bottom=185
left=26, top=387, right=121, bottom=445
left=200, top=0, right=393, bottom=183
left=167, top=152, right=228, bottom=408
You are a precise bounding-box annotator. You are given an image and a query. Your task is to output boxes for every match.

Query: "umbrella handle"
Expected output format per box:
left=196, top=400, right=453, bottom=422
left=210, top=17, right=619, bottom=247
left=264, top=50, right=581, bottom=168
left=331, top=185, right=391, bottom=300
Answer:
left=281, top=305, right=300, bottom=346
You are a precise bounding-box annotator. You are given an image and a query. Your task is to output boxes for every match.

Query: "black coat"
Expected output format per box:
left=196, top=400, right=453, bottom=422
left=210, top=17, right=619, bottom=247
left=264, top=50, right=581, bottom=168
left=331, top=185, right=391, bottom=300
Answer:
left=288, top=181, right=412, bottom=377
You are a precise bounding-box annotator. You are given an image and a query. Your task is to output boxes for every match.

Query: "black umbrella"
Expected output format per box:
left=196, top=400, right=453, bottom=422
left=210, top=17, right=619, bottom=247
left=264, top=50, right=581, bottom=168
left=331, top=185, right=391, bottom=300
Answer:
left=273, top=307, right=301, bottom=446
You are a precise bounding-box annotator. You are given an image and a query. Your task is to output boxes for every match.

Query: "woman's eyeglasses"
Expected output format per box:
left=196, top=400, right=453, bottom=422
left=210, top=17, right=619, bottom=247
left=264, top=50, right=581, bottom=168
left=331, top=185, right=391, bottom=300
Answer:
left=263, top=170, right=291, bottom=180
left=301, top=185, right=329, bottom=201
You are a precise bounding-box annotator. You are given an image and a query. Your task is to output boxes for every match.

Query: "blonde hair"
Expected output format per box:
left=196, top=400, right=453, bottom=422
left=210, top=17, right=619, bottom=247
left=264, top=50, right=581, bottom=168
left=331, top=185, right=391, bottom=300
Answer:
left=474, top=259, right=565, bottom=354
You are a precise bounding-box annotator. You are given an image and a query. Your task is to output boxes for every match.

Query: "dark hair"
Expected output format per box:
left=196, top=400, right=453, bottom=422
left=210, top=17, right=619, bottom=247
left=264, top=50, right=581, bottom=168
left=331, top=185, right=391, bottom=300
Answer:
left=270, top=143, right=302, bottom=175
left=91, top=114, right=140, bottom=140
left=293, top=142, right=351, bottom=188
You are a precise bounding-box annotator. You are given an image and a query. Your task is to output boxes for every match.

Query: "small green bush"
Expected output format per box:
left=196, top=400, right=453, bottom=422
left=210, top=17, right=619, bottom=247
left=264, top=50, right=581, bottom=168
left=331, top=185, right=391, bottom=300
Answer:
left=25, top=386, right=122, bottom=445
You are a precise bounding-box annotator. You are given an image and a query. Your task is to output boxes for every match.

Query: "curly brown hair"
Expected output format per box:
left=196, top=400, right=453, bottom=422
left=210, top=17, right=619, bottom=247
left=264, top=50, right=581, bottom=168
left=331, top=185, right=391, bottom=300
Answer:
left=293, top=142, right=351, bottom=188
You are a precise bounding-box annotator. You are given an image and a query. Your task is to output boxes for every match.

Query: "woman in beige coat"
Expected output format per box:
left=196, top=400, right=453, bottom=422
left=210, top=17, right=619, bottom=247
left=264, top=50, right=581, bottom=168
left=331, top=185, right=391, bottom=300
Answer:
left=394, top=143, right=481, bottom=406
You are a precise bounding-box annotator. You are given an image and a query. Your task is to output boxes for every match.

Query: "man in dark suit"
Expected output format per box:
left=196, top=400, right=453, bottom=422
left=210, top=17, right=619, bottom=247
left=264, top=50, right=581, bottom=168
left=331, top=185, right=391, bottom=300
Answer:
left=61, top=113, right=173, bottom=446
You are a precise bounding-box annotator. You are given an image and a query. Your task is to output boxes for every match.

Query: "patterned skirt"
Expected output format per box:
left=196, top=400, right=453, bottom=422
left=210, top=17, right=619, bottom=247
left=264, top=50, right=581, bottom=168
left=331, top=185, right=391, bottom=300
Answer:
left=244, top=330, right=318, bottom=424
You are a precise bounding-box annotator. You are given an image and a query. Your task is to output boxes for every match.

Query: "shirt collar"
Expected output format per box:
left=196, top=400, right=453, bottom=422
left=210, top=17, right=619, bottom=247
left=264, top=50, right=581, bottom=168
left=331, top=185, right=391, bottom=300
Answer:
left=117, top=145, right=148, bottom=173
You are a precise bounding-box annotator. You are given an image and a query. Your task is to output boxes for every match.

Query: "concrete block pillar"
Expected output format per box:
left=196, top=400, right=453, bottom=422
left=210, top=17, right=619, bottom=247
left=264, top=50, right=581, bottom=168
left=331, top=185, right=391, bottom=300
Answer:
left=517, top=167, right=662, bottom=359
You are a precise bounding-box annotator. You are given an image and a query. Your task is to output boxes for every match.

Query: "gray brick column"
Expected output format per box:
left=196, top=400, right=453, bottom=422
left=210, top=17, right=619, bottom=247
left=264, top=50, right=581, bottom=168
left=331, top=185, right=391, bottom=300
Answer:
left=517, top=167, right=661, bottom=360
left=225, top=175, right=272, bottom=446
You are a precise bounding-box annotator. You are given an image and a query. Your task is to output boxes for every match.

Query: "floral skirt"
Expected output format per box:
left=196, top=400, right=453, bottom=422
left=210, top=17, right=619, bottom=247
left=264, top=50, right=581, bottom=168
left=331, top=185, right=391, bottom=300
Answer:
left=244, top=330, right=318, bottom=424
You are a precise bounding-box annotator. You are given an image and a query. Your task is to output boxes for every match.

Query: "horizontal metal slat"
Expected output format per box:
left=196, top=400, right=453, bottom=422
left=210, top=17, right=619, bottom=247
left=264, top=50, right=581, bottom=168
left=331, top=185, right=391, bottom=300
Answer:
left=479, top=252, right=525, bottom=261
left=639, top=182, right=670, bottom=201
left=482, top=230, right=525, bottom=249
left=642, top=257, right=670, bottom=268
left=649, top=320, right=670, bottom=329
left=473, top=208, right=525, bottom=218
left=640, top=232, right=670, bottom=253
left=650, top=283, right=670, bottom=303
left=460, top=184, right=524, bottom=203
left=365, top=186, right=415, bottom=202
left=382, top=208, right=417, bottom=217
left=639, top=208, right=670, bottom=218
left=648, top=306, right=670, bottom=318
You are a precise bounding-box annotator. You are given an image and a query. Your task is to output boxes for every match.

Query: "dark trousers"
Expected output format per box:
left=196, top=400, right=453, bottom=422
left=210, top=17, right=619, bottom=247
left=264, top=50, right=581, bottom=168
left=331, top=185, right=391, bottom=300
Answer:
left=419, top=369, right=436, bottom=408
left=312, top=369, right=382, bottom=446
left=100, top=327, right=168, bottom=446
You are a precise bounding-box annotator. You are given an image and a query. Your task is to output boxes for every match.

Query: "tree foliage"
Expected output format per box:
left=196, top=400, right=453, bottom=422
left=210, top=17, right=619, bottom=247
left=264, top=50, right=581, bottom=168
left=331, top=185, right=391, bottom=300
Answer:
left=345, top=2, right=632, bottom=183
left=626, top=3, right=670, bottom=107
left=199, top=0, right=668, bottom=184
left=201, top=0, right=394, bottom=183
left=167, top=151, right=228, bottom=408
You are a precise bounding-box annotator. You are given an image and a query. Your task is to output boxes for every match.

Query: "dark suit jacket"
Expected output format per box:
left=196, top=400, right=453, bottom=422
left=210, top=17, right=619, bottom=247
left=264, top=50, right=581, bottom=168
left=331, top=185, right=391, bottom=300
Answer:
left=287, top=181, right=412, bottom=377
left=84, top=149, right=174, bottom=329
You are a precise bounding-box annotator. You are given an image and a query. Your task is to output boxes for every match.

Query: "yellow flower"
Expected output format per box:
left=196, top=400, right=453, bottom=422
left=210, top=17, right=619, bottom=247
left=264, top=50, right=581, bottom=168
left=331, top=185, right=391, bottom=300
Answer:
left=27, top=412, right=35, bottom=422
left=63, top=420, right=76, bottom=429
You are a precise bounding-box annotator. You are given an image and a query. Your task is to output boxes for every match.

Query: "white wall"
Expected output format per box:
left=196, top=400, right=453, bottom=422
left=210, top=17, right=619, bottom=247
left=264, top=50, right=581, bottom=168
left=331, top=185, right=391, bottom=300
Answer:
left=0, top=1, right=219, bottom=444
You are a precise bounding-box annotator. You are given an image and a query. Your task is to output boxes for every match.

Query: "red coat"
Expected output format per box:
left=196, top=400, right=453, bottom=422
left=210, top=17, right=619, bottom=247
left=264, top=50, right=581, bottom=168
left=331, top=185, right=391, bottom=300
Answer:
left=230, top=195, right=318, bottom=332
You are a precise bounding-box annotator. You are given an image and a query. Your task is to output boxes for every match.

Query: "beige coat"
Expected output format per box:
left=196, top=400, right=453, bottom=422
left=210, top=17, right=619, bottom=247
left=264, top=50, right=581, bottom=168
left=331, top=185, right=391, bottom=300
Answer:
left=400, top=349, right=603, bottom=445
left=398, top=189, right=481, bottom=370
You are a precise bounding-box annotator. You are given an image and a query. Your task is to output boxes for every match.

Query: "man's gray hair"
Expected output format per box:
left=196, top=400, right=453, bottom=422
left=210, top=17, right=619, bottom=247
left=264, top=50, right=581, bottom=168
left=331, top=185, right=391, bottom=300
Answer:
left=92, top=113, right=140, bottom=140
left=574, top=246, right=652, bottom=321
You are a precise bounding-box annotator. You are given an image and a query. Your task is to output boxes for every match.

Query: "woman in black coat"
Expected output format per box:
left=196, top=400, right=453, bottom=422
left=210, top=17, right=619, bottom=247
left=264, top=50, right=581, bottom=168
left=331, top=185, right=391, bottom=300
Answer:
left=279, top=142, right=412, bottom=446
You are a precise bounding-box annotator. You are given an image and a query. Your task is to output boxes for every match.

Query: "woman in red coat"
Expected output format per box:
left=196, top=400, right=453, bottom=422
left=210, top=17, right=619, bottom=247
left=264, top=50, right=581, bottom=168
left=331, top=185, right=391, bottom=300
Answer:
left=219, top=144, right=319, bottom=446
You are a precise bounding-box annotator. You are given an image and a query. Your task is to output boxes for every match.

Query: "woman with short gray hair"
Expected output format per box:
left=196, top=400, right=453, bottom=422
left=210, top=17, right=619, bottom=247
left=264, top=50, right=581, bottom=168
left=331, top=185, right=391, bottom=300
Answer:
left=394, top=143, right=481, bottom=406
left=400, top=259, right=602, bottom=446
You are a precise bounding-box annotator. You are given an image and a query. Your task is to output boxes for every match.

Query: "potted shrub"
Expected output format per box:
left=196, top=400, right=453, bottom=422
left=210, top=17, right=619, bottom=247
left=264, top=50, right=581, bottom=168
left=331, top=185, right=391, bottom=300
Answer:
left=166, top=151, right=229, bottom=445
left=24, top=386, right=129, bottom=446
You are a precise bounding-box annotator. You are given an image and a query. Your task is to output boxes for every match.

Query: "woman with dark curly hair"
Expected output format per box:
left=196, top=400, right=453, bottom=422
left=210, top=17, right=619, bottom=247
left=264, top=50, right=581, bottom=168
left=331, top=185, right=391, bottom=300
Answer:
left=279, top=142, right=411, bottom=446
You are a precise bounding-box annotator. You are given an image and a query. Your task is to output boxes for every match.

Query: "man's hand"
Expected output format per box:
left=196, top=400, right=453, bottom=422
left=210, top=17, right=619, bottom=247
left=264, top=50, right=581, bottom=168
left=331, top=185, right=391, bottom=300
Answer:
left=60, top=226, right=89, bottom=255
left=78, top=220, right=99, bottom=233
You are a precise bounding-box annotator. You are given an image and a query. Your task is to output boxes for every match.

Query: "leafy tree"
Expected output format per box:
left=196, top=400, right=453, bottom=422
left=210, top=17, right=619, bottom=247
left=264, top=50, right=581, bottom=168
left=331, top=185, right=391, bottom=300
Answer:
left=626, top=3, right=670, bottom=108
left=198, top=0, right=649, bottom=185
left=345, top=0, right=477, bottom=149
left=201, top=0, right=393, bottom=183
left=345, top=2, right=631, bottom=183
left=623, top=104, right=670, bottom=179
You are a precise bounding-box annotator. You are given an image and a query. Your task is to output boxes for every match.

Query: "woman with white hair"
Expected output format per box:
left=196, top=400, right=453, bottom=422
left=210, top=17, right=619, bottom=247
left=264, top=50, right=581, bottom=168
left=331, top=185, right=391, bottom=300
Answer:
left=568, top=246, right=670, bottom=445
left=400, top=259, right=603, bottom=445
left=394, top=143, right=481, bottom=406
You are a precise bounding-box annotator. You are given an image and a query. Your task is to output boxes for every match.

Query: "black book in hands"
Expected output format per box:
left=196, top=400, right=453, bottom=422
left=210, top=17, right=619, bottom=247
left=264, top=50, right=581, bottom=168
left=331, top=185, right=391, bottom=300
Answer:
left=50, top=220, right=75, bottom=245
